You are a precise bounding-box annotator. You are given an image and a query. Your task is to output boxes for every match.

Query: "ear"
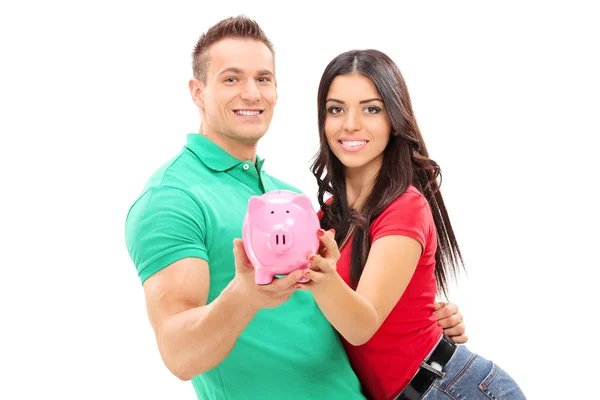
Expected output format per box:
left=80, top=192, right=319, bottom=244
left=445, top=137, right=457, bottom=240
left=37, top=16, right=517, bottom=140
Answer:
left=189, top=78, right=206, bottom=111
left=248, top=196, right=268, bottom=219
left=291, top=194, right=312, bottom=212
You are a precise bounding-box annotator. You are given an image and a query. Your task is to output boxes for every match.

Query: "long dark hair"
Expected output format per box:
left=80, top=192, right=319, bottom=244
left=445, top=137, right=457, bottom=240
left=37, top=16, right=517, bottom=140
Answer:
left=311, top=49, right=464, bottom=298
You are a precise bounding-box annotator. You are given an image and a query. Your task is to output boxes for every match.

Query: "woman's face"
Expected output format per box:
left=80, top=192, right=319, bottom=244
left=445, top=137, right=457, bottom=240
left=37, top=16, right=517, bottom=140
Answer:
left=324, top=73, right=392, bottom=172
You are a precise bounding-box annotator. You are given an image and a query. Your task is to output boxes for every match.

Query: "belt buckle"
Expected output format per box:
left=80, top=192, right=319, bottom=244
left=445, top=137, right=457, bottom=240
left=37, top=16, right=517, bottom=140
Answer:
left=420, top=360, right=446, bottom=378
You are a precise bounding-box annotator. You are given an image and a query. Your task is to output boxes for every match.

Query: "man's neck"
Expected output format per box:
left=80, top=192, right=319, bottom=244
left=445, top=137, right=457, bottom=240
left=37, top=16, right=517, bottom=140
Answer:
left=199, top=125, right=258, bottom=163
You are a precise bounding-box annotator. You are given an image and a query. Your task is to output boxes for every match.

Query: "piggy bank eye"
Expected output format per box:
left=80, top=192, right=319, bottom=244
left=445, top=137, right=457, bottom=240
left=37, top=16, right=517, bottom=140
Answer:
left=270, top=211, right=274, bottom=214
left=286, top=210, right=290, bottom=213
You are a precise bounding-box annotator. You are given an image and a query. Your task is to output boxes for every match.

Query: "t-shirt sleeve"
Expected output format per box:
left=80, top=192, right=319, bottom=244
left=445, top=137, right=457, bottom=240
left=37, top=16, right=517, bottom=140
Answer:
left=370, top=191, right=431, bottom=250
left=125, top=185, right=208, bottom=284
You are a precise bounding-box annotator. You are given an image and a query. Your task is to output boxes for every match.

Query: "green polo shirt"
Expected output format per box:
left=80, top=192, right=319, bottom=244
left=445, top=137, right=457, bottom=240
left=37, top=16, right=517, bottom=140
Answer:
left=125, top=133, right=364, bottom=400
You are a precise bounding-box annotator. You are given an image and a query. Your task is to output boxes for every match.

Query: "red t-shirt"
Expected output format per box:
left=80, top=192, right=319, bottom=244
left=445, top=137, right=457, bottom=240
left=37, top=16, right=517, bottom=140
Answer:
left=320, top=186, right=443, bottom=400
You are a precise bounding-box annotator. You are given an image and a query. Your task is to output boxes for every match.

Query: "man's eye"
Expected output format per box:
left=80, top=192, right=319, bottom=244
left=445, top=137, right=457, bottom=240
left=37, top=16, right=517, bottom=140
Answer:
left=257, top=77, right=271, bottom=83
left=225, top=77, right=238, bottom=83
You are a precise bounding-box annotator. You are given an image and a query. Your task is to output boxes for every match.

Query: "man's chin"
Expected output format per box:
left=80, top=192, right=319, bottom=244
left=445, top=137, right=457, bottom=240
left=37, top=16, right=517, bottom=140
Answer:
left=234, top=129, right=268, bottom=142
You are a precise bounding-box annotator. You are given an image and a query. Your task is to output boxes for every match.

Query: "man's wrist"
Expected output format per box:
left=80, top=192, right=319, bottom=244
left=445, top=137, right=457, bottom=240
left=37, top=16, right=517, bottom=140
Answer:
left=221, top=277, right=261, bottom=315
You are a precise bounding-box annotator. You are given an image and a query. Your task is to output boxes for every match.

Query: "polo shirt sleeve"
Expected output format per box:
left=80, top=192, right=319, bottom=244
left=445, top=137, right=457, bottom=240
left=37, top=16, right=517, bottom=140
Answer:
left=125, top=185, right=208, bottom=284
left=370, top=190, right=431, bottom=250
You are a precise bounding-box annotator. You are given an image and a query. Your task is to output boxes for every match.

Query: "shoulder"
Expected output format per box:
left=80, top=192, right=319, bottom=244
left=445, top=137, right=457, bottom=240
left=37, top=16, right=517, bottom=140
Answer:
left=125, top=185, right=205, bottom=247
left=148, top=148, right=212, bottom=189
left=128, top=185, right=197, bottom=215
left=126, top=151, right=209, bottom=228
left=384, top=186, right=429, bottom=214
left=370, top=186, right=432, bottom=245
left=129, top=147, right=215, bottom=210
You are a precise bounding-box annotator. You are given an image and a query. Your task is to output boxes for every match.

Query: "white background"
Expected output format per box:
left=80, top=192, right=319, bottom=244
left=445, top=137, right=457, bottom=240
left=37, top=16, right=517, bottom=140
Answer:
left=1, top=1, right=598, bottom=399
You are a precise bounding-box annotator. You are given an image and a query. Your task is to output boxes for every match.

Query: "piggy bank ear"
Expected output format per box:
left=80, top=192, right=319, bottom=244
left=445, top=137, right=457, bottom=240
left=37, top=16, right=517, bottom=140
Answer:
left=291, top=194, right=313, bottom=212
left=248, top=196, right=267, bottom=218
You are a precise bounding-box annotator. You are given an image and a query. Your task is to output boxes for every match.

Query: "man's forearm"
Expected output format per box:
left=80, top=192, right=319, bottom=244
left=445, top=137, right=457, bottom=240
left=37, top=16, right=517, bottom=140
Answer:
left=158, top=281, right=257, bottom=380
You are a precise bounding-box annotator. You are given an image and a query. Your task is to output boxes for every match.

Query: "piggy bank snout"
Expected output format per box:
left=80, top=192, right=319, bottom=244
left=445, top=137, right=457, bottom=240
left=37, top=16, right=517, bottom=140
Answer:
left=267, top=226, right=293, bottom=253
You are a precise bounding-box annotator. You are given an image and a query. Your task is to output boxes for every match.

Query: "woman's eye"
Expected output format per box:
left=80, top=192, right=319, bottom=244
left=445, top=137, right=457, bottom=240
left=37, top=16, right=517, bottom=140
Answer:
left=365, top=106, right=381, bottom=114
left=328, top=106, right=343, bottom=114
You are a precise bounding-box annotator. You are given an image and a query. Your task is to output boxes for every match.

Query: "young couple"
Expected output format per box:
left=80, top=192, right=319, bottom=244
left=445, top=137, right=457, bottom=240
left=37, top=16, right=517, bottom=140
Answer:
left=126, top=15, right=525, bottom=400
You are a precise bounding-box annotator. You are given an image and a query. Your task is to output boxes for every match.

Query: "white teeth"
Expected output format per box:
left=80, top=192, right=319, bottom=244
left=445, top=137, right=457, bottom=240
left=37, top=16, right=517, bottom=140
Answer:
left=341, top=140, right=367, bottom=147
left=235, top=110, right=261, bottom=116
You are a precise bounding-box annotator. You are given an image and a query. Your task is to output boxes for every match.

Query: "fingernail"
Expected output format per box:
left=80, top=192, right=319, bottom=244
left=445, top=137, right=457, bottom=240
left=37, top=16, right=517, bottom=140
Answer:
left=305, top=270, right=310, bottom=275
left=309, top=255, right=315, bottom=261
left=317, top=229, right=324, bottom=237
left=295, top=284, right=301, bottom=289
left=330, top=229, right=336, bottom=235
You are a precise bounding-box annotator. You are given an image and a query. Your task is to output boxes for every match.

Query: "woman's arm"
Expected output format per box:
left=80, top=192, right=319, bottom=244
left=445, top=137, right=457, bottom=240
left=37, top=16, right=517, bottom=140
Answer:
left=299, top=230, right=421, bottom=346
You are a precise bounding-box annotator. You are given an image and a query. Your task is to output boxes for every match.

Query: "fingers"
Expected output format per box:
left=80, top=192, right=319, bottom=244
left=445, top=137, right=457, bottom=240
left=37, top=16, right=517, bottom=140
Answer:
left=302, top=268, right=327, bottom=283
left=447, top=333, right=468, bottom=344
left=305, top=230, right=338, bottom=281
left=233, top=238, right=253, bottom=272
left=436, top=313, right=463, bottom=329
left=445, top=302, right=459, bottom=315
left=268, top=269, right=304, bottom=291
left=443, top=321, right=466, bottom=338
left=318, top=229, right=334, bottom=252
left=317, top=229, right=340, bottom=260
left=434, top=301, right=467, bottom=343
left=308, top=253, right=335, bottom=273
left=433, top=302, right=459, bottom=321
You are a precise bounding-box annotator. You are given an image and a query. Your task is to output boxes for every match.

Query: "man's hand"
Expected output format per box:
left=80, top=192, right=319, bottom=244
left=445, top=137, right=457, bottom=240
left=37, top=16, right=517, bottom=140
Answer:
left=231, top=238, right=302, bottom=311
left=434, top=302, right=468, bottom=344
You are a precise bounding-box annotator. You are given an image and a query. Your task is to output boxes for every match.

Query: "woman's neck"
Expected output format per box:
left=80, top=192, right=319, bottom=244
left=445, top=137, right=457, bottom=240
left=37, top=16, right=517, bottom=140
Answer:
left=344, top=156, right=383, bottom=210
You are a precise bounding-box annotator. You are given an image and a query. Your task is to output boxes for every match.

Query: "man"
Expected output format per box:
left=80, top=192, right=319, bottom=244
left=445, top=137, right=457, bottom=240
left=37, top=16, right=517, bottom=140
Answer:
left=125, top=15, right=467, bottom=400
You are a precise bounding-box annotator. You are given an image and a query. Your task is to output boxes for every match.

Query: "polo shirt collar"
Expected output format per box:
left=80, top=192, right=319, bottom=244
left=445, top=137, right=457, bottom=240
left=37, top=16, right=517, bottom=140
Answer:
left=185, top=133, right=265, bottom=173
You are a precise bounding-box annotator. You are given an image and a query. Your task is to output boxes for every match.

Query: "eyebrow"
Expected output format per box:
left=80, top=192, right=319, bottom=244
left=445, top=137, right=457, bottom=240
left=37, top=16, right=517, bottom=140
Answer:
left=257, top=69, right=274, bottom=76
left=217, top=67, right=274, bottom=77
left=326, top=97, right=383, bottom=104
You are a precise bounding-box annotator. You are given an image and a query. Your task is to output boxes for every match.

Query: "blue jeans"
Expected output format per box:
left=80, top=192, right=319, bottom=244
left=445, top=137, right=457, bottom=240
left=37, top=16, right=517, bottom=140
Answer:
left=421, top=345, right=526, bottom=399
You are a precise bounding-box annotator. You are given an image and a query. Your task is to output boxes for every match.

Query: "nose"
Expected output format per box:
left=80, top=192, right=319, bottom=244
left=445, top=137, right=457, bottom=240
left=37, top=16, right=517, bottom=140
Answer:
left=240, top=80, right=261, bottom=103
left=268, top=226, right=293, bottom=253
left=342, top=110, right=361, bottom=132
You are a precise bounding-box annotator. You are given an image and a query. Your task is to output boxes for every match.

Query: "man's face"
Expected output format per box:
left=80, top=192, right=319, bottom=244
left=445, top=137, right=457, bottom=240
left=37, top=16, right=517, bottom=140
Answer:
left=199, top=38, right=277, bottom=143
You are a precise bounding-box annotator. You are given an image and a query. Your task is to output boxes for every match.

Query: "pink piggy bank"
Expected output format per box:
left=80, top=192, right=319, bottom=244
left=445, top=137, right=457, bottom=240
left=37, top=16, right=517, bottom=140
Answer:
left=242, top=190, right=320, bottom=285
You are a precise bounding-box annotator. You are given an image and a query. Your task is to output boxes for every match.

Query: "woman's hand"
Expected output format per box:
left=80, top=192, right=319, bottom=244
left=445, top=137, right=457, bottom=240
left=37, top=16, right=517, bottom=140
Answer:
left=297, top=228, right=340, bottom=288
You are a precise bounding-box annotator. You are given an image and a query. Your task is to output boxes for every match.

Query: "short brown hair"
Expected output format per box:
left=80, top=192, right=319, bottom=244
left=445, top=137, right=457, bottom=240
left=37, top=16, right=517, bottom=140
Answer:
left=192, top=15, right=275, bottom=82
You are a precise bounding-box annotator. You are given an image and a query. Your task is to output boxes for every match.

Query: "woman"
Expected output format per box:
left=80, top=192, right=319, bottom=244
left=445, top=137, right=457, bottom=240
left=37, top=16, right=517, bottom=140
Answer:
left=298, top=49, right=526, bottom=400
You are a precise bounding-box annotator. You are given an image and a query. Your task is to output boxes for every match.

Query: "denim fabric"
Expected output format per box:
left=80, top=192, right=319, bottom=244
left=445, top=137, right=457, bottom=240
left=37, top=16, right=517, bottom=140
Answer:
left=421, top=345, right=526, bottom=399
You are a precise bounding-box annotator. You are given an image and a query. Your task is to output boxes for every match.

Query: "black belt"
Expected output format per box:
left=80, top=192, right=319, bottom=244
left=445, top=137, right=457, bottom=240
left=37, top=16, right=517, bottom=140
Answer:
left=392, top=335, right=457, bottom=400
